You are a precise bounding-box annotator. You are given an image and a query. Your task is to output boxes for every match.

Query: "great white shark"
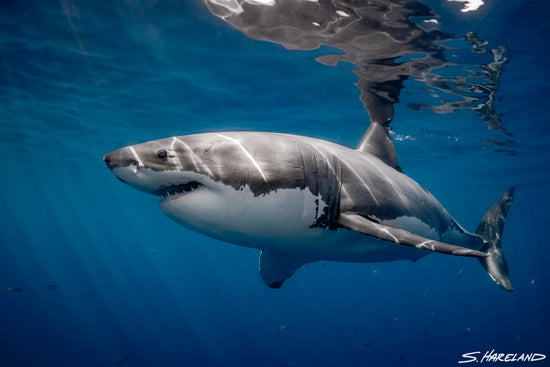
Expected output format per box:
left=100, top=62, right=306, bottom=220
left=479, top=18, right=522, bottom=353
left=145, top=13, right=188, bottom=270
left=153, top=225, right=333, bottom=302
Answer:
left=104, top=122, right=514, bottom=291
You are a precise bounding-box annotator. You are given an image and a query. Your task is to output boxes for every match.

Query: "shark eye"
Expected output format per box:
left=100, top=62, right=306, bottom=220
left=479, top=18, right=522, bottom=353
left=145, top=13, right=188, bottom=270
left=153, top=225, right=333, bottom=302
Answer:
left=158, top=149, right=168, bottom=159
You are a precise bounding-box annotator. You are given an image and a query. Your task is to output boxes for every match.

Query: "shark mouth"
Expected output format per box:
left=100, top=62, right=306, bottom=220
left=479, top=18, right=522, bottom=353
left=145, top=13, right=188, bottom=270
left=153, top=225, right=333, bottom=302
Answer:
left=157, top=181, right=204, bottom=199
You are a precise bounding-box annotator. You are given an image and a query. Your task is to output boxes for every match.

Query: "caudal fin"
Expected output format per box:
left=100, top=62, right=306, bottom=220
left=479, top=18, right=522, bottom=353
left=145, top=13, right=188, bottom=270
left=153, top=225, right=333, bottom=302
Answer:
left=475, top=186, right=515, bottom=292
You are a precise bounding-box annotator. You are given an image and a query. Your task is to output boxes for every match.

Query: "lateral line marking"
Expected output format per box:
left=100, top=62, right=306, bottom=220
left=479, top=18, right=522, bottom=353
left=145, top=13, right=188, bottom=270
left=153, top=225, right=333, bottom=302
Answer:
left=215, top=134, right=268, bottom=182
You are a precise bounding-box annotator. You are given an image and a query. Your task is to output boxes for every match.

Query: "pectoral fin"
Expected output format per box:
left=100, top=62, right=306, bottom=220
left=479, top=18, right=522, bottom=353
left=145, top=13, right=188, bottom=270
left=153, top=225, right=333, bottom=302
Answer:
left=337, top=213, right=488, bottom=258
left=259, top=250, right=312, bottom=288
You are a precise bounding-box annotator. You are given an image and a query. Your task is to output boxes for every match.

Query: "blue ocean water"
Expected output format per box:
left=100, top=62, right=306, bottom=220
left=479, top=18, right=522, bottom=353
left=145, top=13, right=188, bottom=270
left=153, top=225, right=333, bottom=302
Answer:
left=1, top=0, right=549, bottom=366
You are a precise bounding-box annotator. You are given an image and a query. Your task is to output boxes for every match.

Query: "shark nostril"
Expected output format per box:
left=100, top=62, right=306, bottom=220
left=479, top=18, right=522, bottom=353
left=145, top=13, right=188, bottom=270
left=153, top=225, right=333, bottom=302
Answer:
left=103, top=150, right=140, bottom=170
left=104, top=155, right=113, bottom=168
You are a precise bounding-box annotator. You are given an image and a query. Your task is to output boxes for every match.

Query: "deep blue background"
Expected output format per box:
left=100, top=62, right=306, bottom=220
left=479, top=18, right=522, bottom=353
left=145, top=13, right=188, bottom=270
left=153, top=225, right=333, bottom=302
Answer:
left=1, top=1, right=548, bottom=366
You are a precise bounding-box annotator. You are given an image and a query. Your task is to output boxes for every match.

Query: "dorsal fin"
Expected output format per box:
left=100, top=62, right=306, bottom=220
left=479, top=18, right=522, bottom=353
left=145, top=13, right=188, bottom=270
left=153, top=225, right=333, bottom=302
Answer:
left=356, top=122, right=402, bottom=172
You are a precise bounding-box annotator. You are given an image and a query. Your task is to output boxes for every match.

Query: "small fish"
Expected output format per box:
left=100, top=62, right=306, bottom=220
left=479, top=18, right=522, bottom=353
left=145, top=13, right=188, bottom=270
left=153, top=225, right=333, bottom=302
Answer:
left=274, top=325, right=286, bottom=334
left=398, top=353, right=407, bottom=364
left=531, top=278, right=535, bottom=286
left=355, top=321, right=364, bottom=333
left=41, top=284, right=58, bottom=290
left=82, top=322, right=99, bottom=331
left=116, top=354, right=130, bottom=366
left=7, top=287, right=23, bottom=293
left=456, top=268, right=464, bottom=275
left=381, top=316, right=399, bottom=323
left=464, top=327, right=471, bottom=336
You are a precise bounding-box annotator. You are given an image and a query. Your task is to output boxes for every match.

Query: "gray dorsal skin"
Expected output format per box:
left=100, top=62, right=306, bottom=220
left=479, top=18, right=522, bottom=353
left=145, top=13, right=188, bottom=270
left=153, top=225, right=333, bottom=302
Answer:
left=104, top=129, right=514, bottom=291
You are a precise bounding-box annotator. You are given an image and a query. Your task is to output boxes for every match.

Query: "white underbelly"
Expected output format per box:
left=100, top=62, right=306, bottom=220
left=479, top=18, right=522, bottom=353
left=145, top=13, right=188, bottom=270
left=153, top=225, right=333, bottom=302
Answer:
left=160, top=184, right=328, bottom=242
left=159, top=184, right=426, bottom=263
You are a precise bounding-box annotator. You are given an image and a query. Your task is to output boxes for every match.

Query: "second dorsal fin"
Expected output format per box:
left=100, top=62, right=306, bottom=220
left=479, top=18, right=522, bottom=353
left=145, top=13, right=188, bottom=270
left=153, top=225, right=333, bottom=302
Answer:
left=355, top=122, right=402, bottom=173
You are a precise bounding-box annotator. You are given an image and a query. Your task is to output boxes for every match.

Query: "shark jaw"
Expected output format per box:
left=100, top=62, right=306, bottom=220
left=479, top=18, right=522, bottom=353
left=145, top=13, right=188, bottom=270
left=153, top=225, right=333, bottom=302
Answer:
left=155, top=181, right=204, bottom=200
left=108, top=161, right=209, bottom=200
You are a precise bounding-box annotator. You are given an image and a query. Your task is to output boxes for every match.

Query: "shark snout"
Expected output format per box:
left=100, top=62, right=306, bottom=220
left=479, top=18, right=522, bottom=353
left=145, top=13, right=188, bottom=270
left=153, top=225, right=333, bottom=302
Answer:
left=103, top=153, right=115, bottom=168
left=103, top=146, right=160, bottom=195
left=103, top=148, right=140, bottom=170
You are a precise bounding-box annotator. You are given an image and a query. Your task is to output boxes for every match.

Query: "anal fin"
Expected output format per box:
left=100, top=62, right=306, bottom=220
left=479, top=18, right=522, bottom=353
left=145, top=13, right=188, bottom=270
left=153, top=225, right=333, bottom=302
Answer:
left=259, top=250, right=312, bottom=288
left=337, top=213, right=488, bottom=258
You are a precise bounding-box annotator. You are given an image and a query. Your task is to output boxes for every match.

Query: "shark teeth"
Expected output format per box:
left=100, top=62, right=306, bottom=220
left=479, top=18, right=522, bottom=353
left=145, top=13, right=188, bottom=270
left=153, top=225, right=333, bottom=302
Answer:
left=159, top=181, right=203, bottom=199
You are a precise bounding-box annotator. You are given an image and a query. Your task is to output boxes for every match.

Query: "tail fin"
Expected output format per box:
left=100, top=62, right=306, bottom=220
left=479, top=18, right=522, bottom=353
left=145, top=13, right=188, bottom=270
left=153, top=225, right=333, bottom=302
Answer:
left=475, top=186, right=515, bottom=292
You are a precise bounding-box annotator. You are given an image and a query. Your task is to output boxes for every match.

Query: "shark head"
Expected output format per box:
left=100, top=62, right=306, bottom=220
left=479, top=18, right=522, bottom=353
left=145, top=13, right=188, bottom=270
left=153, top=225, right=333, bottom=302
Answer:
left=104, top=133, right=256, bottom=242
left=103, top=132, right=338, bottom=246
left=104, top=133, right=260, bottom=230
left=103, top=132, right=288, bottom=198
left=104, top=135, right=216, bottom=197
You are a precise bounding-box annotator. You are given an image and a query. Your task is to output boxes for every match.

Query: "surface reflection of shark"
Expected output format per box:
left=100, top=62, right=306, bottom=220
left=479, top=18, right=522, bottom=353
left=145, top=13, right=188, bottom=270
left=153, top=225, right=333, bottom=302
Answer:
left=104, top=119, right=514, bottom=291
left=202, top=0, right=510, bottom=142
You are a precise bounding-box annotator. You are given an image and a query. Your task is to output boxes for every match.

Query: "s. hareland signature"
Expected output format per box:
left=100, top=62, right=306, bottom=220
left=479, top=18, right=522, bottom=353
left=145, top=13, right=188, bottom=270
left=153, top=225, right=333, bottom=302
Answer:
left=459, top=350, right=546, bottom=364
